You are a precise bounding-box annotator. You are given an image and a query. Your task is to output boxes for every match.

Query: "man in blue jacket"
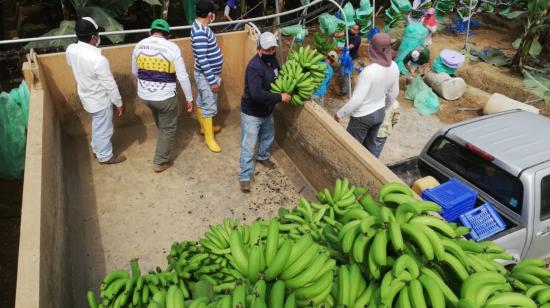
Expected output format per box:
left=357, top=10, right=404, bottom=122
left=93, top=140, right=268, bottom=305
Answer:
left=311, top=50, right=337, bottom=107
left=239, top=32, right=291, bottom=193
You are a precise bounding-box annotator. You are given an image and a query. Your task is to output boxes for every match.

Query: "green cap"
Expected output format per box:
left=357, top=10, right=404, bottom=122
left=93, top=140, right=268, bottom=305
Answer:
left=151, top=19, right=170, bottom=32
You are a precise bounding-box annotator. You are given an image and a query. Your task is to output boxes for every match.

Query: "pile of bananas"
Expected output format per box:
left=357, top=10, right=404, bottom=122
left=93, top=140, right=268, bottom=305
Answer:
left=312, top=32, right=335, bottom=56
left=384, top=1, right=403, bottom=32
left=270, top=46, right=328, bottom=107
left=88, top=178, right=550, bottom=308
left=334, top=24, right=346, bottom=47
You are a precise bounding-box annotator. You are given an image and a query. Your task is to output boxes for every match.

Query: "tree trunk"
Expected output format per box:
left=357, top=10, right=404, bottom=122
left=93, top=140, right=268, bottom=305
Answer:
left=511, top=27, right=536, bottom=73
left=162, top=0, right=170, bottom=20
left=512, top=9, right=548, bottom=73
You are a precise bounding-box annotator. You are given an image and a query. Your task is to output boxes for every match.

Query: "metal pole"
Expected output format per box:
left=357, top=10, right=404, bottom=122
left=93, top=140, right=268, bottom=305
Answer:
left=275, top=0, right=284, bottom=63
left=325, top=0, right=352, bottom=100
left=464, top=0, right=474, bottom=52
left=372, top=0, right=376, bottom=29
left=0, top=0, right=327, bottom=45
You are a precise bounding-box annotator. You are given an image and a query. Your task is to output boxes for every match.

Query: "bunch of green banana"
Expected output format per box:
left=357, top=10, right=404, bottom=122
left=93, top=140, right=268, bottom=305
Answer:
left=278, top=197, right=329, bottom=242
left=334, top=24, right=346, bottom=45
left=200, top=279, right=299, bottom=308
left=164, top=240, right=238, bottom=295
left=198, top=219, right=241, bottom=254
left=88, top=259, right=187, bottom=308
left=333, top=264, right=371, bottom=307
left=271, top=45, right=328, bottom=106
left=228, top=229, right=334, bottom=305
left=312, top=32, right=335, bottom=56
left=89, top=177, right=550, bottom=308
left=508, top=259, right=550, bottom=306
left=458, top=270, right=538, bottom=307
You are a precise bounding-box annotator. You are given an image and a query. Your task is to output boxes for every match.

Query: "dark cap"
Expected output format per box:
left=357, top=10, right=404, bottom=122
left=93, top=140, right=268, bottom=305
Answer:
left=75, top=17, right=105, bottom=36
left=196, top=0, right=218, bottom=17
left=368, top=33, right=392, bottom=67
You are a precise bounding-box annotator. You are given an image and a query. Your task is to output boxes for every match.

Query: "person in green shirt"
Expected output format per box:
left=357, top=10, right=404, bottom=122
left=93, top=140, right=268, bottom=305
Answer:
left=403, top=46, right=431, bottom=77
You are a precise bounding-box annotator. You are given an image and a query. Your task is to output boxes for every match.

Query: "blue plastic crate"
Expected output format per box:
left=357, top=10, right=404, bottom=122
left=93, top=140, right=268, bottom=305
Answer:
left=459, top=203, right=506, bottom=241
left=422, top=178, right=477, bottom=221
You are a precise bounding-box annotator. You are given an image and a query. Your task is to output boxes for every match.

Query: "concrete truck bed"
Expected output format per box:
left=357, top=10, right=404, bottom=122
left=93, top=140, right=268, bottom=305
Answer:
left=65, top=112, right=316, bottom=305
left=16, top=29, right=402, bottom=308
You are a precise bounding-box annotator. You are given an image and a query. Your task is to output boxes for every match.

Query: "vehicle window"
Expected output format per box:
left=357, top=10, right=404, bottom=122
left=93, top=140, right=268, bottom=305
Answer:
left=541, top=176, right=550, bottom=221
left=427, top=137, right=524, bottom=215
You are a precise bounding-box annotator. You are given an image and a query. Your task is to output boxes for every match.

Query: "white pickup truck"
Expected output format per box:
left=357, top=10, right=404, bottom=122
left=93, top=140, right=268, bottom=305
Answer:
left=389, top=110, right=550, bottom=261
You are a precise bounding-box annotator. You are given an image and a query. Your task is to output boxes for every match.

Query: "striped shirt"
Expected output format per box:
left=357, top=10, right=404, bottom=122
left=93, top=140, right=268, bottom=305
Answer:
left=191, top=20, right=224, bottom=85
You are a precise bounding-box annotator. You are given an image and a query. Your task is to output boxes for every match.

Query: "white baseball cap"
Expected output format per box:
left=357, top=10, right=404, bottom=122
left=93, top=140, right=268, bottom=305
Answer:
left=259, top=32, right=279, bottom=50
left=411, top=50, right=420, bottom=61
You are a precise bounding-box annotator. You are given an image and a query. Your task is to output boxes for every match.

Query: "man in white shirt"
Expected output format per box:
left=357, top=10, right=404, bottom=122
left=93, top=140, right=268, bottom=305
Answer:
left=66, top=17, right=126, bottom=164
left=335, top=33, right=400, bottom=155
left=132, top=19, right=194, bottom=173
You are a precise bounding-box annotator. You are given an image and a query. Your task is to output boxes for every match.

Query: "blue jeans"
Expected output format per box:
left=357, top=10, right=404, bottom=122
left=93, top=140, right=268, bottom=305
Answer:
left=239, top=112, right=274, bottom=181
left=346, top=107, right=385, bottom=155
left=91, top=105, right=114, bottom=162
left=194, top=71, right=220, bottom=117
left=373, top=137, right=387, bottom=158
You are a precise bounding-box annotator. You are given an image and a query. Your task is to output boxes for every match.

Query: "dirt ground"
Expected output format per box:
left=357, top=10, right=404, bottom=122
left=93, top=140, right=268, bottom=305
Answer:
left=303, top=14, right=548, bottom=165
left=64, top=111, right=316, bottom=307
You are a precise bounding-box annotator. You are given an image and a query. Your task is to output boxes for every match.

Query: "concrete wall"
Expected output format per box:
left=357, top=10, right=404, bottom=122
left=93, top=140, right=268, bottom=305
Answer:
left=16, top=29, right=403, bottom=308
left=16, top=64, right=71, bottom=308
left=274, top=102, right=403, bottom=198
left=36, top=31, right=254, bottom=137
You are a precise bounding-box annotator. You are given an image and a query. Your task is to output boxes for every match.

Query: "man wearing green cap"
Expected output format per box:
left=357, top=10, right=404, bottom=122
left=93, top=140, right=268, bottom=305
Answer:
left=132, top=19, right=194, bottom=173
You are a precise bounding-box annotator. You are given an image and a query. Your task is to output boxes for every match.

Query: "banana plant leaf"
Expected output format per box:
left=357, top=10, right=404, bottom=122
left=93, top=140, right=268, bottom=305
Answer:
left=87, top=0, right=137, bottom=17
left=499, top=9, right=527, bottom=19
left=24, top=20, right=76, bottom=49
left=78, top=6, right=125, bottom=43
left=142, top=0, right=162, bottom=6
left=25, top=6, right=124, bottom=50
left=512, top=38, right=542, bottom=57
left=522, top=66, right=550, bottom=103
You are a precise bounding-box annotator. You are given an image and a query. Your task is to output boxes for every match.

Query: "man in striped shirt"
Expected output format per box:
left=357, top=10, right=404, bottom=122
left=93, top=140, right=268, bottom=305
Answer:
left=191, top=0, right=224, bottom=153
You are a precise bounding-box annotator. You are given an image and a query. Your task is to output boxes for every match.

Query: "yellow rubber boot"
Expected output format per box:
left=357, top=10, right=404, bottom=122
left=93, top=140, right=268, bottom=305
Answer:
left=203, top=117, right=221, bottom=153
left=196, top=107, right=221, bottom=134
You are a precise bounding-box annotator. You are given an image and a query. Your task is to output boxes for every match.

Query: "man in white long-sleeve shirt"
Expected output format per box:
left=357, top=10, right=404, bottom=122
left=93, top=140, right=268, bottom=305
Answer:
left=335, top=33, right=400, bottom=155
left=66, top=17, right=126, bottom=165
left=132, top=19, right=194, bottom=173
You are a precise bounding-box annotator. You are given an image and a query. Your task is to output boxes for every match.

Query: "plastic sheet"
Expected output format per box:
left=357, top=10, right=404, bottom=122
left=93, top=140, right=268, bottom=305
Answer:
left=0, top=81, right=30, bottom=179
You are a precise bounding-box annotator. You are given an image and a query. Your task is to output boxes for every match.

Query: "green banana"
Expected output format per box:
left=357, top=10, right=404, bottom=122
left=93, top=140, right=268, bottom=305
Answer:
left=474, top=283, right=512, bottom=306
left=388, top=221, right=404, bottom=253
left=348, top=264, right=365, bottom=306
left=269, top=280, right=286, bottom=308
left=372, top=229, right=389, bottom=266
left=461, top=271, right=507, bottom=300
left=401, top=223, right=435, bottom=260
left=486, top=292, right=537, bottom=307
left=408, top=279, right=427, bottom=308
left=420, top=267, right=458, bottom=306
left=264, top=220, right=279, bottom=267
left=231, top=283, right=246, bottom=308
left=393, top=254, right=420, bottom=279
left=284, top=253, right=328, bottom=289
left=337, top=265, right=350, bottom=307
left=280, top=242, right=319, bottom=280
left=229, top=231, right=248, bottom=275
left=284, top=292, right=296, bottom=308
left=379, top=183, right=413, bottom=201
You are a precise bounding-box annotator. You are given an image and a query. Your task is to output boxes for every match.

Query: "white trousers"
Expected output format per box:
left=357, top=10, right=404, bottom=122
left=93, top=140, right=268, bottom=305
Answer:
left=91, top=105, right=114, bottom=162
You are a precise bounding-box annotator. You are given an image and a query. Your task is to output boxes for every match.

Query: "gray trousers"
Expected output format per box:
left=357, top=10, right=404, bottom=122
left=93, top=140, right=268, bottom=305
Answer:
left=346, top=107, right=385, bottom=155
left=143, top=96, right=179, bottom=165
